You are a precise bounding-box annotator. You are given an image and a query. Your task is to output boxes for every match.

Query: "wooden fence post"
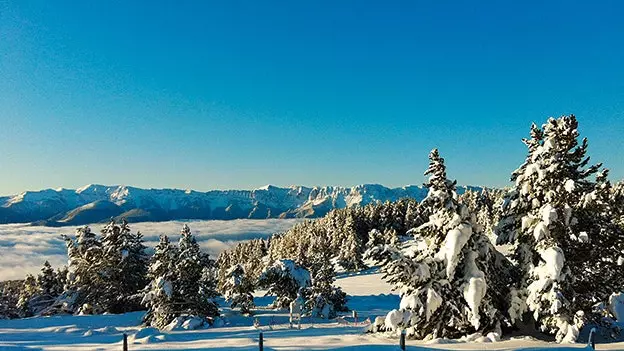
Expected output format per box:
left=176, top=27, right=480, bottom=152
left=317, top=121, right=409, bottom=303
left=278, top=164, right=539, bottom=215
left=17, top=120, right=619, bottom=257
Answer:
left=123, top=333, right=128, bottom=351
left=588, top=327, right=597, bottom=350
left=259, top=331, right=264, bottom=351
left=399, top=329, right=406, bottom=350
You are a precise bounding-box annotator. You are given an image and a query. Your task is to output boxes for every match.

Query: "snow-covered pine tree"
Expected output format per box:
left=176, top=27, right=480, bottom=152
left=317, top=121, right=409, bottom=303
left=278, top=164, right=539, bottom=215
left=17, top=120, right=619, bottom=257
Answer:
left=609, top=180, right=624, bottom=228
left=27, top=261, right=63, bottom=315
left=222, top=264, right=255, bottom=315
left=175, top=224, right=219, bottom=321
left=16, top=274, right=38, bottom=317
left=62, top=225, right=104, bottom=313
left=496, top=115, right=624, bottom=342
left=304, top=236, right=347, bottom=319
left=99, top=219, right=148, bottom=313
left=0, top=284, right=10, bottom=319
left=258, top=259, right=311, bottom=309
left=0, top=285, right=8, bottom=319
left=0, top=280, right=21, bottom=319
left=143, top=235, right=178, bottom=329
left=404, top=200, right=421, bottom=233
left=55, top=266, right=68, bottom=293
left=364, top=227, right=402, bottom=266
left=373, top=149, right=511, bottom=340
left=337, top=213, right=365, bottom=271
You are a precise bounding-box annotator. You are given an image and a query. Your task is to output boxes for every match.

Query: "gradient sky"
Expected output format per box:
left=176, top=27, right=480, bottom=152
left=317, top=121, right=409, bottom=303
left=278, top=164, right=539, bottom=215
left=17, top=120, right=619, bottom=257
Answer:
left=1, top=0, right=623, bottom=195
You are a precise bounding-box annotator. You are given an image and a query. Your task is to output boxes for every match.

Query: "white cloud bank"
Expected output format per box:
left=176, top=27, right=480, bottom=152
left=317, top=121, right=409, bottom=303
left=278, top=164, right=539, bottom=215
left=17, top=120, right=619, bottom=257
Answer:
left=0, top=219, right=302, bottom=281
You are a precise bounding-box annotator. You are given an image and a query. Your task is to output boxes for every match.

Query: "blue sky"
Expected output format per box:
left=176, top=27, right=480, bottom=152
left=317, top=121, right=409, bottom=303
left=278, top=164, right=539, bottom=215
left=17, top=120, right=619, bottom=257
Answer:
left=1, top=0, right=623, bottom=195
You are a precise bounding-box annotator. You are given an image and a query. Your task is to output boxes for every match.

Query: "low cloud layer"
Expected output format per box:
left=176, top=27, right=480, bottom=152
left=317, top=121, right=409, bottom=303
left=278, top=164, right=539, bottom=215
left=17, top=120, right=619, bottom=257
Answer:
left=0, top=219, right=301, bottom=281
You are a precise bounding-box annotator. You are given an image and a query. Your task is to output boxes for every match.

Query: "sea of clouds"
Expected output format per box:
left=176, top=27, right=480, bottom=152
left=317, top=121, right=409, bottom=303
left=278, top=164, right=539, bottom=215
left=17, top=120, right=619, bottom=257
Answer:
left=0, top=219, right=302, bottom=281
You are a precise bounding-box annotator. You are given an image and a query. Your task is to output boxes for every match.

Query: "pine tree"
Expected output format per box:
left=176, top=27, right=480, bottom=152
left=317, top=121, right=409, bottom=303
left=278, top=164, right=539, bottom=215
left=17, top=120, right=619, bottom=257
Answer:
left=304, top=237, right=347, bottom=319
left=175, top=224, right=219, bottom=320
left=143, top=226, right=220, bottom=329
left=100, top=219, right=148, bottom=313
left=28, top=261, right=63, bottom=315
left=372, top=149, right=511, bottom=340
left=610, top=180, right=624, bottom=228
left=258, top=259, right=311, bottom=309
left=0, top=280, right=21, bottom=319
left=222, top=264, right=255, bottom=315
left=17, top=274, right=38, bottom=317
left=143, top=235, right=178, bottom=329
left=496, top=115, right=624, bottom=342
left=338, top=213, right=365, bottom=271
left=62, top=225, right=104, bottom=313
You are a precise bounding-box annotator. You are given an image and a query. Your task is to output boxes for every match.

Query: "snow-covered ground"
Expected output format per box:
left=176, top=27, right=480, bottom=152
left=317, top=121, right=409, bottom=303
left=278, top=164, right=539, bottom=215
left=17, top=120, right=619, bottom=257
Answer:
left=0, top=219, right=301, bottom=280
left=1, top=270, right=619, bottom=350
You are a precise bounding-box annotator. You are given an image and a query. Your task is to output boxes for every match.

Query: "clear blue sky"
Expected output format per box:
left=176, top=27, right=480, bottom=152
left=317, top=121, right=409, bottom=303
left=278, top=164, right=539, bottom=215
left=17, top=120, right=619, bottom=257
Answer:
left=1, top=0, right=623, bottom=195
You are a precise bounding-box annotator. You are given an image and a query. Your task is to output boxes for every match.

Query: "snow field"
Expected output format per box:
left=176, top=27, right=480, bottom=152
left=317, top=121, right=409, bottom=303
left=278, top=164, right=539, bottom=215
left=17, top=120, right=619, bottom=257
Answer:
left=1, top=271, right=620, bottom=350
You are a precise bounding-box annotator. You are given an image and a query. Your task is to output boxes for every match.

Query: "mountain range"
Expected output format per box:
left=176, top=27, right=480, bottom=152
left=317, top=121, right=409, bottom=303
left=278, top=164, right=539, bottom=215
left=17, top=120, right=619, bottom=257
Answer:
left=0, top=184, right=478, bottom=226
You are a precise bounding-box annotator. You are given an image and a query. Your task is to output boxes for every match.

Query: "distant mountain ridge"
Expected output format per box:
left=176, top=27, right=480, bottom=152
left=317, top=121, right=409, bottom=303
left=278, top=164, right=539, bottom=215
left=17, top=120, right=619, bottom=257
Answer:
left=0, top=184, right=479, bottom=226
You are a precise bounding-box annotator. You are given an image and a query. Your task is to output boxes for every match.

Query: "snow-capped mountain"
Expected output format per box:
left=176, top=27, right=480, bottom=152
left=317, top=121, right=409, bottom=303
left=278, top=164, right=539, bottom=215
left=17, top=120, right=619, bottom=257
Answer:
left=0, top=184, right=478, bottom=226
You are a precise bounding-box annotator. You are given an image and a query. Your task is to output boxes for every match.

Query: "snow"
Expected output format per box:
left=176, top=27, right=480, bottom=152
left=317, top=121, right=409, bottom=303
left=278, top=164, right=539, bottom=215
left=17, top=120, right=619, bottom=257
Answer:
left=437, top=223, right=472, bottom=278
left=384, top=309, right=403, bottom=331
left=541, top=204, right=558, bottom=226
left=425, top=288, right=442, bottom=322
left=463, top=252, right=487, bottom=329
left=565, top=179, right=576, bottom=192
left=609, top=293, right=624, bottom=321
left=400, top=294, right=421, bottom=311
left=509, top=288, right=528, bottom=324
left=133, top=326, right=160, bottom=338
left=534, top=222, right=549, bottom=241
left=539, top=246, right=565, bottom=281
left=158, top=277, right=173, bottom=298
left=578, top=232, right=589, bottom=243
left=264, top=259, right=311, bottom=288
left=0, top=271, right=620, bottom=350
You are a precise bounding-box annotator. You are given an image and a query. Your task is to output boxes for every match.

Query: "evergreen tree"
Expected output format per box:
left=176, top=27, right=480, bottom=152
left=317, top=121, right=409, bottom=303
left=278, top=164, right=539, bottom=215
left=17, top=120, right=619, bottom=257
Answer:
left=143, top=235, right=178, bottom=329
left=16, top=274, right=37, bottom=317
left=37, top=261, right=62, bottom=297
left=0, top=280, right=22, bottom=319
left=143, top=226, right=219, bottom=329
left=610, top=180, right=624, bottom=228
left=304, top=236, right=347, bottom=318
left=175, top=225, right=219, bottom=320
left=496, top=115, right=624, bottom=342
left=28, top=261, right=63, bottom=315
left=62, top=225, right=104, bottom=313
left=372, top=149, right=511, bottom=340
left=99, top=219, right=149, bottom=313
left=337, top=213, right=365, bottom=271
left=258, top=259, right=311, bottom=309
left=222, top=264, right=255, bottom=315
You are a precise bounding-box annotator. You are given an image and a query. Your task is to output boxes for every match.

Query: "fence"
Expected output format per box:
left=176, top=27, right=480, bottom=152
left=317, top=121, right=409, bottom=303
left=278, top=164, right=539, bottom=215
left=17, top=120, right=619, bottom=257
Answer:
left=119, top=327, right=599, bottom=351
